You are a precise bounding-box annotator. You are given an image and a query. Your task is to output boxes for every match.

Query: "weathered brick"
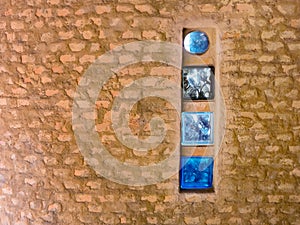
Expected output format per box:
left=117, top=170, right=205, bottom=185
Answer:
left=292, top=101, right=300, bottom=109
left=265, top=41, right=284, bottom=51
left=75, top=194, right=92, bottom=203
left=288, top=43, right=300, bottom=51
left=236, top=3, right=255, bottom=15
left=261, top=30, right=276, bottom=40
left=56, top=8, right=71, bottom=16
left=11, top=21, right=24, bottom=30
left=184, top=216, right=200, bottom=225
left=82, top=30, right=94, bottom=40
left=95, top=5, right=111, bottom=14
left=58, top=31, right=74, bottom=40
left=199, top=4, right=217, bottom=13
left=69, top=42, right=85, bottom=52
left=21, top=55, right=35, bottom=63
left=268, top=195, right=284, bottom=203
left=60, top=55, right=76, bottom=63
left=142, top=30, right=159, bottom=39
left=116, top=5, right=134, bottom=12
left=135, top=4, right=156, bottom=14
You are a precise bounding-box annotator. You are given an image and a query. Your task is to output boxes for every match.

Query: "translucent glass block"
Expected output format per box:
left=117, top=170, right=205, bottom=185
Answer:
left=180, top=156, right=214, bottom=190
left=183, top=30, right=209, bottom=54
left=183, top=66, right=215, bottom=100
left=181, top=112, right=214, bottom=146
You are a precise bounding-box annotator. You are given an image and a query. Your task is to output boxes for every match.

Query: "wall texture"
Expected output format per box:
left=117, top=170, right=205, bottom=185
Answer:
left=0, top=0, right=299, bottom=224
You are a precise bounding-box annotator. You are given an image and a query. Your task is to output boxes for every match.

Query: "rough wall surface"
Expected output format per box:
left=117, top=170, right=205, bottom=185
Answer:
left=0, top=0, right=299, bottom=224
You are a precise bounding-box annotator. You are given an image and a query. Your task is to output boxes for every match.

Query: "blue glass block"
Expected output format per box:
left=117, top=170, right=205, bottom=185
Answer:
left=183, top=66, right=215, bottom=100
left=181, top=112, right=214, bottom=145
left=180, top=156, right=214, bottom=190
left=184, top=31, right=210, bottom=54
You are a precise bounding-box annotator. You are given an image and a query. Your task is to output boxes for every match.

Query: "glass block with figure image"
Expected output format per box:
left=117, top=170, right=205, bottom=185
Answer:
left=180, top=156, right=214, bottom=190
left=182, top=66, right=214, bottom=100
left=181, top=112, right=213, bottom=146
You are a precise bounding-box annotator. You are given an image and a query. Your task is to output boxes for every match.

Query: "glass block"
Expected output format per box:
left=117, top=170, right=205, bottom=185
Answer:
left=181, top=112, right=213, bottom=145
left=183, top=66, right=214, bottom=100
left=183, top=30, right=209, bottom=54
left=180, top=156, right=214, bottom=190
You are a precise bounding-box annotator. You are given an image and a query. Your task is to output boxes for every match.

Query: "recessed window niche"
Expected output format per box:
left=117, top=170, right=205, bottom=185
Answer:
left=180, top=26, right=221, bottom=192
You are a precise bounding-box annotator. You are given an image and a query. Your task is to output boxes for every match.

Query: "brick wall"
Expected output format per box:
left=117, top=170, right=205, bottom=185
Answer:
left=0, top=0, right=299, bottom=224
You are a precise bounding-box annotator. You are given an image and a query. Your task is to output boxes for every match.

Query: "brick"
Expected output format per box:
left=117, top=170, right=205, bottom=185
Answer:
left=258, top=55, right=274, bottom=62
left=240, top=64, right=258, bottom=73
left=75, top=194, right=92, bottom=203
left=11, top=21, right=24, bottom=30
left=36, top=8, right=52, bottom=18
left=116, top=5, right=134, bottom=12
left=0, top=21, right=6, bottom=29
left=47, top=0, right=60, bottom=5
left=86, top=181, right=101, bottom=189
left=48, top=203, right=62, bottom=212
left=206, top=218, right=221, bottom=225
left=79, top=55, right=95, bottom=64
left=17, top=99, right=30, bottom=106
left=135, top=4, right=156, bottom=14
left=141, top=195, right=157, bottom=203
left=184, top=216, right=200, bottom=224
left=282, top=65, right=297, bottom=74
left=43, top=157, right=58, bottom=166
left=290, top=19, right=300, bottom=28
left=280, top=30, right=296, bottom=39
left=55, top=100, right=70, bottom=110
left=21, top=55, right=35, bottom=63
left=292, top=101, right=300, bottom=109
left=69, top=42, right=85, bottom=52
left=45, top=89, right=58, bottom=97
left=122, top=30, right=141, bottom=39
left=60, top=55, right=76, bottom=63
left=0, top=98, right=7, bottom=105
left=82, top=30, right=94, bottom=39
left=90, top=43, right=100, bottom=52
left=268, top=195, right=284, bottom=203
left=63, top=180, right=81, bottom=190
left=58, top=31, right=74, bottom=40
left=261, top=65, right=276, bottom=75
left=288, top=43, right=300, bottom=51
left=75, top=8, right=88, bottom=15
left=257, top=112, right=274, bottom=120
left=261, top=30, right=276, bottom=40
left=142, top=30, right=158, bottom=39
left=88, top=205, right=102, bottom=213
left=291, top=168, right=300, bottom=177
left=265, top=41, right=284, bottom=51
left=95, top=5, right=111, bottom=14
left=288, top=195, right=300, bottom=203
left=146, top=217, right=158, bottom=224
left=199, top=4, right=217, bottom=13
left=52, top=65, right=64, bottom=73
left=277, top=4, right=295, bottom=15
left=24, top=155, right=37, bottom=164
left=24, top=178, right=37, bottom=186
left=74, top=169, right=91, bottom=177
left=57, top=134, right=72, bottom=142
left=255, top=134, right=269, bottom=141
left=56, top=8, right=71, bottom=17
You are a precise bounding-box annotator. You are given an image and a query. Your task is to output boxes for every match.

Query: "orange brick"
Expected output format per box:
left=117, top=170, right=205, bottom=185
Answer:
left=95, top=5, right=111, bottom=14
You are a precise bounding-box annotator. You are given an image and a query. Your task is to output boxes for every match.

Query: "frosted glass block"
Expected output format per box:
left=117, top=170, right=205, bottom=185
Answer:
left=183, top=66, right=215, bottom=100
left=181, top=112, right=214, bottom=146
left=180, top=156, right=214, bottom=190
